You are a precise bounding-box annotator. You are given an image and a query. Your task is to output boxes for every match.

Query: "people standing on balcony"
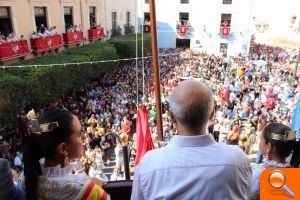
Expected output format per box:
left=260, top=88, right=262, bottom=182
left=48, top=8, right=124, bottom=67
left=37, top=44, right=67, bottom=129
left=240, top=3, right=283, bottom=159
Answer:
left=44, top=28, right=51, bottom=36
left=66, top=25, right=74, bottom=33
left=37, top=30, right=45, bottom=38
left=0, top=31, right=4, bottom=39
left=31, top=32, right=39, bottom=39
left=91, top=22, right=97, bottom=29
left=74, top=25, right=79, bottom=32
left=0, top=32, right=5, bottom=44
left=39, top=24, right=46, bottom=34
left=31, top=26, right=58, bottom=39
left=51, top=26, right=57, bottom=35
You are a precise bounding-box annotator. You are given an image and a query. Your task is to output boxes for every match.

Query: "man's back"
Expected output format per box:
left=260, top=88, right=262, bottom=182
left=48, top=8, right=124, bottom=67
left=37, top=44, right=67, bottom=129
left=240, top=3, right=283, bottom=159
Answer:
left=131, top=134, right=251, bottom=200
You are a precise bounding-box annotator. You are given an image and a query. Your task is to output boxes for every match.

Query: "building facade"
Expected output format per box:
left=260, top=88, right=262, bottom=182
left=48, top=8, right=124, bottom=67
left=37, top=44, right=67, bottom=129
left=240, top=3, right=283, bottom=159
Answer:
left=102, top=0, right=137, bottom=36
left=139, top=0, right=254, bottom=56
left=0, top=0, right=137, bottom=49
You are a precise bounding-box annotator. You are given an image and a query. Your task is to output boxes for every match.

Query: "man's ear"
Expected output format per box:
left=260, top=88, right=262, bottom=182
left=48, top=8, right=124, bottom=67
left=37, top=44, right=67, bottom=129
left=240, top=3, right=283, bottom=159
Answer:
left=209, top=107, right=216, bottom=121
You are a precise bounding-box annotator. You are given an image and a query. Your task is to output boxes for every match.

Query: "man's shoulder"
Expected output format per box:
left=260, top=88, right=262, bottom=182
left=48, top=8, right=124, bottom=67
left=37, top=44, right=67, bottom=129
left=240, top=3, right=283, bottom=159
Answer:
left=141, top=147, right=167, bottom=161
left=138, top=147, right=168, bottom=168
left=214, top=143, right=250, bottom=164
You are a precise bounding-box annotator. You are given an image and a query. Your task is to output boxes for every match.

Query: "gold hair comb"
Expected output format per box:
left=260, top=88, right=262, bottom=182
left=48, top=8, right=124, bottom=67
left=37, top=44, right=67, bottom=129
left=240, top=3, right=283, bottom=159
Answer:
left=39, top=122, right=59, bottom=133
left=271, top=130, right=296, bottom=141
left=31, top=120, right=59, bottom=134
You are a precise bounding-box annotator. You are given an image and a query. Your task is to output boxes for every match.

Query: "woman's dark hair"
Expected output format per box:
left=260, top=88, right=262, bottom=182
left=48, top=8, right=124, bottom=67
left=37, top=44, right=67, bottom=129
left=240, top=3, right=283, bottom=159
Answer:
left=23, top=110, right=75, bottom=200
left=262, top=123, right=297, bottom=162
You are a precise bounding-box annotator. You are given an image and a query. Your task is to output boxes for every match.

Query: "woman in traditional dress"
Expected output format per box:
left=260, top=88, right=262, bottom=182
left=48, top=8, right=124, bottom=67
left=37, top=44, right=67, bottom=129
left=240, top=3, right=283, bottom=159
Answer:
left=250, top=123, right=299, bottom=199
left=23, top=110, right=108, bottom=200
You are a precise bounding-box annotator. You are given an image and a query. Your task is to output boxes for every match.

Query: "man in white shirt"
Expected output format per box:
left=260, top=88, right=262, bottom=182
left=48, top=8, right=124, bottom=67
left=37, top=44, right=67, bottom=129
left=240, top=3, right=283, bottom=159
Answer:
left=131, top=80, right=251, bottom=200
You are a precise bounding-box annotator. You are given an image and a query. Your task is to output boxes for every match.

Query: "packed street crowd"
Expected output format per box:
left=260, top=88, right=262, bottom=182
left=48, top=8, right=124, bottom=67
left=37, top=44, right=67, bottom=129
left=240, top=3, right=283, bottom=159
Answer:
left=0, top=43, right=299, bottom=184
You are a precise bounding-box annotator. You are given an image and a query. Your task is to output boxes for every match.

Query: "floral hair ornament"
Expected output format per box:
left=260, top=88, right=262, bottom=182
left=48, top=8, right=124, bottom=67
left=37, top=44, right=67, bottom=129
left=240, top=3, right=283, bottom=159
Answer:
left=31, top=119, right=59, bottom=134
left=271, top=130, right=296, bottom=142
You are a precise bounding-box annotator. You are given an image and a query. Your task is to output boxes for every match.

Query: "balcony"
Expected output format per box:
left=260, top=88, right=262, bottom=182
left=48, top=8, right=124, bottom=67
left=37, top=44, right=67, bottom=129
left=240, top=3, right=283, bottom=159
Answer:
left=220, top=22, right=230, bottom=37
left=103, top=181, right=132, bottom=200
left=176, top=20, right=191, bottom=36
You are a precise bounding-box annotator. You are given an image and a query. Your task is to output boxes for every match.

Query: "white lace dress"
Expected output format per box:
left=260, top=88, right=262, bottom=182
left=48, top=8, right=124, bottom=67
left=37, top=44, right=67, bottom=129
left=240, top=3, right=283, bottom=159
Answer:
left=37, top=162, right=91, bottom=200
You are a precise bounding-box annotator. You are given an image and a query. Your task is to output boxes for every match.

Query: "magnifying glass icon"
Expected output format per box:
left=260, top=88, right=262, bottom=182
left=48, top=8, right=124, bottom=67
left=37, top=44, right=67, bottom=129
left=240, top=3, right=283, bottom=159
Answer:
left=268, top=170, right=296, bottom=198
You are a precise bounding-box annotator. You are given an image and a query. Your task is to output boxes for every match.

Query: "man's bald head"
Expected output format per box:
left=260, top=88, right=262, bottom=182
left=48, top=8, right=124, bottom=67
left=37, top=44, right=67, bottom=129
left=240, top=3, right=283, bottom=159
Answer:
left=169, top=80, right=214, bottom=132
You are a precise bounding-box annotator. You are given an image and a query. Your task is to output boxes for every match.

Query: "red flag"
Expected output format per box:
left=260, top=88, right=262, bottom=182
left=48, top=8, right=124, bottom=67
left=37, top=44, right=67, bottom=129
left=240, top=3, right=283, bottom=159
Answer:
left=134, top=105, right=155, bottom=167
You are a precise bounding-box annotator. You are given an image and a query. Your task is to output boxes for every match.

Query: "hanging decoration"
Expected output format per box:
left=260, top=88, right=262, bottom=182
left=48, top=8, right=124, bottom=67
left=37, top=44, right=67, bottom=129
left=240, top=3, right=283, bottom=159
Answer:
left=176, top=20, right=191, bottom=36
left=220, top=21, right=230, bottom=37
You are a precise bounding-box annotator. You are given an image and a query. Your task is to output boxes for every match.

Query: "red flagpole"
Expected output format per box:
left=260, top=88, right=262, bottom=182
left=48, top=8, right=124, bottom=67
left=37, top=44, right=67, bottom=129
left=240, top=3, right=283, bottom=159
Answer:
left=149, top=0, right=163, bottom=141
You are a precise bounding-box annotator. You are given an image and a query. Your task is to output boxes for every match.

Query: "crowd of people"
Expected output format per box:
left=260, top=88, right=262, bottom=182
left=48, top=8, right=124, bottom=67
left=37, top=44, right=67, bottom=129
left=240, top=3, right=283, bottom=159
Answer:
left=31, top=24, right=58, bottom=39
left=90, top=23, right=103, bottom=30
left=2, top=23, right=85, bottom=42
left=0, top=42, right=299, bottom=199
left=66, top=24, right=83, bottom=33
left=0, top=32, right=26, bottom=44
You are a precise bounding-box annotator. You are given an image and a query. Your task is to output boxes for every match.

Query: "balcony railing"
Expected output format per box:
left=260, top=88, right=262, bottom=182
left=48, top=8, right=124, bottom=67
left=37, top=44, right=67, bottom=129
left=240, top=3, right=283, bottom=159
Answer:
left=176, top=21, right=191, bottom=36
left=143, top=24, right=150, bottom=33
left=220, top=22, right=230, bottom=37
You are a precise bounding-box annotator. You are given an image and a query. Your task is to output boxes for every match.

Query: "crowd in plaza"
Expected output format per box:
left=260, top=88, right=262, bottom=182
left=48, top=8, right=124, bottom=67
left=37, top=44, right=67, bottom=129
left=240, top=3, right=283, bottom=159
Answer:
left=0, top=43, right=299, bottom=199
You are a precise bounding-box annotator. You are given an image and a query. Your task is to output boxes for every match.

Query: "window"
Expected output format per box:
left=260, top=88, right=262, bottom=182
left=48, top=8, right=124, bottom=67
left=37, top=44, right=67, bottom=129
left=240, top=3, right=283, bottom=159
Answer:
left=0, top=7, right=13, bottom=37
left=144, top=12, right=150, bottom=22
left=124, top=12, right=133, bottom=34
left=179, top=12, right=189, bottom=25
left=34, top=7, right=48, bottom=32
left=145, top=0, right=149, bottom=3
left=89, top=6, right=96, bottom=28
left=64, top=6, right=73, bottom=32
left=223, top=0, right=232, bottom=4
left=126, top=12, right=130, bottom=27
left=143, top=12, right=150, bottom=33
left=220, top=13, right=231, bottom=27
left=112, top=12, right=117, bottom=31
left=220, top=43, right=228, bottom=56
left=181, top=0, right=189, bottom=4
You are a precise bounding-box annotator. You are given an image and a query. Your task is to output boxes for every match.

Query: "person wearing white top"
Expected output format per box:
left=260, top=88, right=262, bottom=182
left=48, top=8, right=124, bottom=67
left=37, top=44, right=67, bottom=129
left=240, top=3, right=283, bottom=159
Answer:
left=131, top=80, right=251, bottom=200
left=14, top=152, right=22, bottom=166
left=14, top=152, right=22, bottom=172
left=110, top=168, right=125, bottom=181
